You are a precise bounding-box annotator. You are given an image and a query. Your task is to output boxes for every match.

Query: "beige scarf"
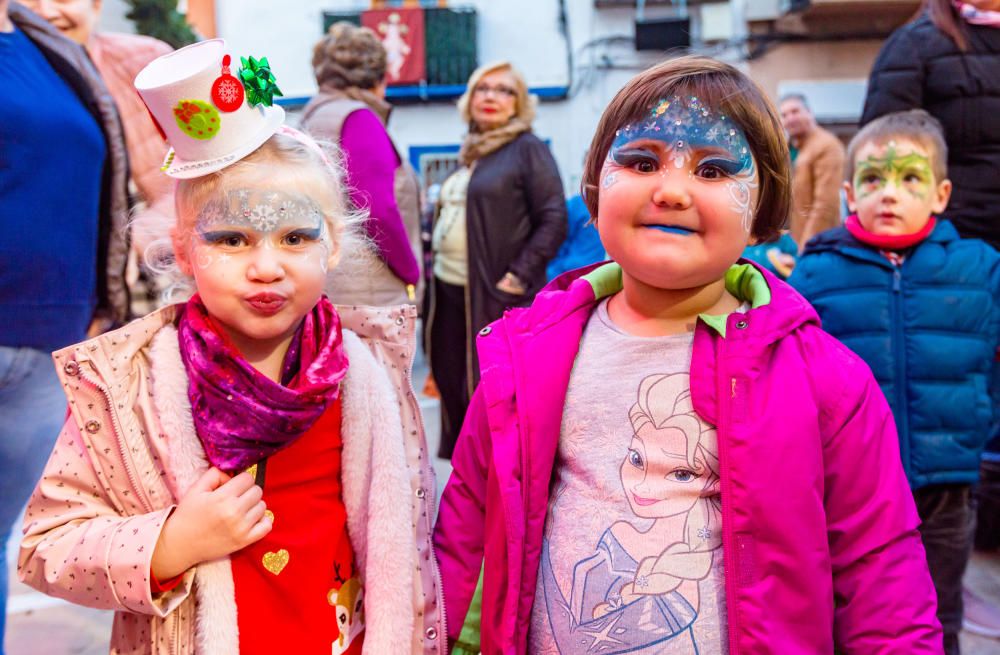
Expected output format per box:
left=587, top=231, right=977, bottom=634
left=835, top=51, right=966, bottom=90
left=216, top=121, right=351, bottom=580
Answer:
left=319, top=84, right=393, bottom=124
left=459, top=117, right=532, bottom=165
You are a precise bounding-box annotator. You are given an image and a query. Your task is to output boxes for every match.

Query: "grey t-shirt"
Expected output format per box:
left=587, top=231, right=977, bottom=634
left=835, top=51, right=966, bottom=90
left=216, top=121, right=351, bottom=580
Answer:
left=529, top=298, right=727, bottom=654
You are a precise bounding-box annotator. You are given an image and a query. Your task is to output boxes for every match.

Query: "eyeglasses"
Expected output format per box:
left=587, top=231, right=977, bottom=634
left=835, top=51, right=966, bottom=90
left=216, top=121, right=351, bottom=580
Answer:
left=473, top=84, right=517, bottom=98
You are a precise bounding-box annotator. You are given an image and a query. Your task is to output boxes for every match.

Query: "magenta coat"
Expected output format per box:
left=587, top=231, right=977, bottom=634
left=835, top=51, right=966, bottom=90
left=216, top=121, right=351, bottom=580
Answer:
left=433, top=261, right=942, bottom=654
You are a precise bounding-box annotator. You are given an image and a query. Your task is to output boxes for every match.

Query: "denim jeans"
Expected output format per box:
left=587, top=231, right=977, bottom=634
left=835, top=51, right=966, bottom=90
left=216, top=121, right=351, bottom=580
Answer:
left=0, top=347, right=67, bottom=653
left=914, top=484, right=976, bottom=655
left=975, top=445, right=1000, bottom=551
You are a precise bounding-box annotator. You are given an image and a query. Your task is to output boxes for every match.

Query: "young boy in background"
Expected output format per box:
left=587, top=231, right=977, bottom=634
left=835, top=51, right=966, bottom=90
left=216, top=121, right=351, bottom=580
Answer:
left=791, top=109, right=1000, bottom=655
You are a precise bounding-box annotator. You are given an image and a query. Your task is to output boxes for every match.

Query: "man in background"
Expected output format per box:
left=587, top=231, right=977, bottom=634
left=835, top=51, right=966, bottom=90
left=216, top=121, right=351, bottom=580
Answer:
left=780, top=93, right=846, bottom=249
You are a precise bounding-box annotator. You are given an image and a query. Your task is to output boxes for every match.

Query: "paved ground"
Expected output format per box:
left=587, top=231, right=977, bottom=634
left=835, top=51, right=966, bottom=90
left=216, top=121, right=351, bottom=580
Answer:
left=5, top=347, right=1000, bottom=654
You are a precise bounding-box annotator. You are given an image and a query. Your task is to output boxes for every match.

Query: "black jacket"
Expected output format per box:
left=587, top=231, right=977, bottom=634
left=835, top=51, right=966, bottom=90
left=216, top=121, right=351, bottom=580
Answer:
left=861, top=13, right=1000, bottom=249
left=465, top=131, right=566, bottom=346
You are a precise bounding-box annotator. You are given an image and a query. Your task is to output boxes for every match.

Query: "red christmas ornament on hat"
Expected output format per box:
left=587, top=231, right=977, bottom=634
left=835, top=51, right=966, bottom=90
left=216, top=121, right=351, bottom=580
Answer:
left=212, top=55, right=244, bottom=113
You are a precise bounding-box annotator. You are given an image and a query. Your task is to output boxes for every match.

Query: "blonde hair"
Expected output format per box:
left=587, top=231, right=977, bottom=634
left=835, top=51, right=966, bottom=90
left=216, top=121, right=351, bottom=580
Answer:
left=628, top=373, right=721, bottom=555
left=133, top=132, right=367, bottom=303
left=629, top=374, right=720, bottom=481
left=457, top=61, right=537, bottom=127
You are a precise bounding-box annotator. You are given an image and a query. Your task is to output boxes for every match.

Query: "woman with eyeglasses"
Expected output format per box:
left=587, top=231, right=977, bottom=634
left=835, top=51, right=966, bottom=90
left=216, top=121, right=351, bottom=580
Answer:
left=426, top=61, right=566, bottom=459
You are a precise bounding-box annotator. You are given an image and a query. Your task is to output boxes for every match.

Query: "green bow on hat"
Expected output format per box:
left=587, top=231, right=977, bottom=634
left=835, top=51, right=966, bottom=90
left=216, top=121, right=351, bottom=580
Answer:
left=239, top=56, right=283, bottom=108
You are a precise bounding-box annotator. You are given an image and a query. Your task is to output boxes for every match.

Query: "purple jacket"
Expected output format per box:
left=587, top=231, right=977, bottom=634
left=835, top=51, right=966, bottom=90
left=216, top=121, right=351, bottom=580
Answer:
left=433, top=261, right=942, bottom=654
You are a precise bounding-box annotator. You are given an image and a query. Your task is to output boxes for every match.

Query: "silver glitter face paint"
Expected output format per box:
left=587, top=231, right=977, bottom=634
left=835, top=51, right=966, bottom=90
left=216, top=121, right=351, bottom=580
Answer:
left=196, top=189, right=326, bottom=238
left=191, top=188, right=331, bottom=270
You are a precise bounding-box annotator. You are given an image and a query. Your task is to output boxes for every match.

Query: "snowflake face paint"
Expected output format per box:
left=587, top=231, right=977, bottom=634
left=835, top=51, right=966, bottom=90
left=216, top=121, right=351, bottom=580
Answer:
left=193, top=188, right=332, bottom=270
left=196, top=188, right=327, bottom=242
left=596, top=95, right=759, bottom=290
left=183, top=188, right=333, bottom=351
left=847, top=139, right=950, bottom=236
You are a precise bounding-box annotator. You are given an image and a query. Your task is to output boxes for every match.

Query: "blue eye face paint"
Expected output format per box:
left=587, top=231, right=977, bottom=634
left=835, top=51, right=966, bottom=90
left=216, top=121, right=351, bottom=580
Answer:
left=603, top=95, right=760, bottom=233
left=609, top=96, right=753, bottom=175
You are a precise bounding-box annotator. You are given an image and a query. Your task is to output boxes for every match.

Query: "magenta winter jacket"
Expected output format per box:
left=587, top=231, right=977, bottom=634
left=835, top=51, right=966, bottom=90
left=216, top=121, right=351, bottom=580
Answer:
left=433, top=261, right=942, bottom=654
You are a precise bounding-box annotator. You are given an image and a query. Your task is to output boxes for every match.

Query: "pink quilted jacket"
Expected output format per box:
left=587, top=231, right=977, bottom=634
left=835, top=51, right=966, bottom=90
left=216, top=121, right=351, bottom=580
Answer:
left=434, top=262, right=943, bottom=654
left=19, top=304, right=445, bottom=655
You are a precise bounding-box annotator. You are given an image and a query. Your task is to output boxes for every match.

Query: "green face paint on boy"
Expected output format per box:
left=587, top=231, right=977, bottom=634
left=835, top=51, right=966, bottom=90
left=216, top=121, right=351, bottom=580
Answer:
left=853, top=143, right=935, bottom=201
left=845, top=139, right=952, bottom=236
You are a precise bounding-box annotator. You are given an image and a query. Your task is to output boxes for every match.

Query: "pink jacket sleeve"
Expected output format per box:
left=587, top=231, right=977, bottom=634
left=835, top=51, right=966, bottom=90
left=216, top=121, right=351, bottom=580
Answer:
left=822, top=358, right=943, bottom=652
left=18, top=418, right=193, bottom=616
left=433, top=386, right=492, bottom=645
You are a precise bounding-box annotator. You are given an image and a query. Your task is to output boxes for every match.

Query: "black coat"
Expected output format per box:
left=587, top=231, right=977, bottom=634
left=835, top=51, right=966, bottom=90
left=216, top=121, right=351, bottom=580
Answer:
left=465, top=131, right=567, bottom=345
left=861, top=13, right=1000, bottom=249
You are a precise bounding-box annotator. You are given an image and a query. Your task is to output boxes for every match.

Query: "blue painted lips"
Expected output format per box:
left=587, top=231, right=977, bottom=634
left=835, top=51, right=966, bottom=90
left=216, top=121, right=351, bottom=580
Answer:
left=646, top=225, right=695, bottom=236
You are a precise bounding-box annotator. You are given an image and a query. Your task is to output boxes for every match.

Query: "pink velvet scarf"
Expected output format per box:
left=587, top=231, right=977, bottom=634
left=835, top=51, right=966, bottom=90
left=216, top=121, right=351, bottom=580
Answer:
left=177, top=295, right=348, bottom=474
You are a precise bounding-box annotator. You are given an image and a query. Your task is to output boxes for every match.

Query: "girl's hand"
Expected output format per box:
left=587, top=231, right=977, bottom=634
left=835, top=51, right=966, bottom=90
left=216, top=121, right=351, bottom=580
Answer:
left=151, top=468, right=272, bottom=581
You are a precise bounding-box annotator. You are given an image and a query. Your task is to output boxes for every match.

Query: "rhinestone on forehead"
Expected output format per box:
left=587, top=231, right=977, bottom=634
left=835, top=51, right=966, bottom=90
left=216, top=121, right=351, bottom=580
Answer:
left=612, top=95, right=754, bottom=174
left=196, top=189, right=324, bottom=232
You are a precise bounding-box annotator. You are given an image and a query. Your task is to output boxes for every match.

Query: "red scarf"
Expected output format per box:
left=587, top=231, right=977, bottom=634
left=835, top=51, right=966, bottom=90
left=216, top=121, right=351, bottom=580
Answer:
left=177, top=295, right=348, bottom=474
left=845, top=214, right=937, bottom=251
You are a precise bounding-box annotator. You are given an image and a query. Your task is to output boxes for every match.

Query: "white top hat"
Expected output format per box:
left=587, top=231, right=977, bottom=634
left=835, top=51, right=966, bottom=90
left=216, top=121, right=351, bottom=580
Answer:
left=134, top=39, right=285, bottom=179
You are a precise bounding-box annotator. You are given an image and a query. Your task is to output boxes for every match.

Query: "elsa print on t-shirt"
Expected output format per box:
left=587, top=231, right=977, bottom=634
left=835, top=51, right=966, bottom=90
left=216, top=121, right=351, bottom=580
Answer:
left=541, top=373, right=723, bottom=654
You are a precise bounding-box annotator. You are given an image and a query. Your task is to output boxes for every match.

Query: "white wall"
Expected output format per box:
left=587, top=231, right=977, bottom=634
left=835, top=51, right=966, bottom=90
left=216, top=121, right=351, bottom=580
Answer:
left=126, top=0, right=729, bottom=194
left=97, top=0, right=136, bottom=34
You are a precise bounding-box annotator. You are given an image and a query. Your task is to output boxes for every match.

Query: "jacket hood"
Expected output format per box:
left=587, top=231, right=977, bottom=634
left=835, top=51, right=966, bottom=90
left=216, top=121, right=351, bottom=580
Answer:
left=803, top=218, right=962, bottom=257
left=503, top=259, right=820, bottom=348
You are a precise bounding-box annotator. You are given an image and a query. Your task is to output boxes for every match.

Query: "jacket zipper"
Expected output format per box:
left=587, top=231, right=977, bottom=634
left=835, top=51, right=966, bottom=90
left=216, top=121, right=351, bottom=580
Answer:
left=891, top=267, right=910, bottom=479
left=432, top=556, right=448, bottom=653
left=170, top=605, right=181, bottom=655
left=401, top=316, right=448, bottom=652
left=78, top=369, right=155, bottom=515
left=716, top=336, right=741, bottom=655
left=81, top=368, right=174, bottom=651
left=519, top=355, right=531, bottom=651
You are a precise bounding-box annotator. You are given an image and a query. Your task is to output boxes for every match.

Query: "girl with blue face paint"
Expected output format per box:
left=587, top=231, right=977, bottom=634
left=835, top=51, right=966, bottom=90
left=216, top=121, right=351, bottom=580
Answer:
left=596, top=93, right=764, bottom=334
left=433, top=55, right=944, bottom=655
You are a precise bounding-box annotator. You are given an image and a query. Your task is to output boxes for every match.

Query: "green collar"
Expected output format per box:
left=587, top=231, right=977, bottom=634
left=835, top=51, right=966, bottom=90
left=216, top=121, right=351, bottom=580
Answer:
left=581, top=262, right=771, bottom=337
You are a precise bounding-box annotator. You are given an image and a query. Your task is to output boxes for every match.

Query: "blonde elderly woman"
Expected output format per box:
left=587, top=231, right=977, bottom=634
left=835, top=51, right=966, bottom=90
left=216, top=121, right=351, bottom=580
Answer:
left=427, top=61, right=566, bottom=459
left=301, top=21, right=422, bottom=307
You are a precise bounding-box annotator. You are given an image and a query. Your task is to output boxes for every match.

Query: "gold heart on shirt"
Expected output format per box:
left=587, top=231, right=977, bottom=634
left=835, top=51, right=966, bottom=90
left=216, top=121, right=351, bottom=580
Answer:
left=262, top=549, right=289, bottom=575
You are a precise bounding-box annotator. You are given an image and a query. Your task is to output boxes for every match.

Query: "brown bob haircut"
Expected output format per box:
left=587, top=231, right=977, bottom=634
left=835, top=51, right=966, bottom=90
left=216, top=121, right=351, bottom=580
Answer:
left=846, top=109, right=949, bottom=183
left=581, top=56, right=791, bottom=243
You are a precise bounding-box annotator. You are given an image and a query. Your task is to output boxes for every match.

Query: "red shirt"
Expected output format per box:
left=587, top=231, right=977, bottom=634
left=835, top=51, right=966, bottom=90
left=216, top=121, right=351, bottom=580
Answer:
left=230, top=399, right=365, bottom=654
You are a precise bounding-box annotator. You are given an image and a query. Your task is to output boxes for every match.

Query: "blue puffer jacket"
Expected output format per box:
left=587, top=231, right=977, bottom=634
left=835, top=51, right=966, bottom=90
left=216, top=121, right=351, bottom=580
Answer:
left=790, top=220, right=1000, bottom=489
